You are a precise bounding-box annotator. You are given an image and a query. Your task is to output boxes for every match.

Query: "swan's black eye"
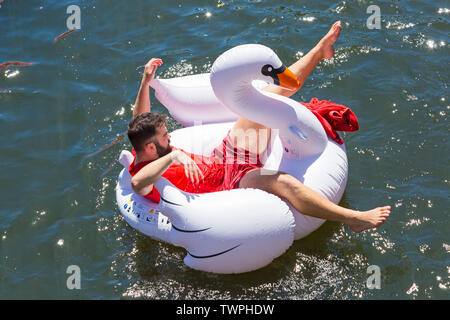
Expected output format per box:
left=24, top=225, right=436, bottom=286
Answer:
left=261, top=64, right=286, bottom=86
left=261, top=64, right=274, bottom=77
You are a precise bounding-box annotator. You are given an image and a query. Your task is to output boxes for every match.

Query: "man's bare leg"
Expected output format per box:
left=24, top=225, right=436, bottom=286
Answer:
left=230, top=21, right=342, bottom=155
left=226, top=21, right=390, bottom=233
left=239, top=169, right=391, bottom=233
left=263, top=20, right=341, bottom=98
left=235, top=21, right=391, bottom=233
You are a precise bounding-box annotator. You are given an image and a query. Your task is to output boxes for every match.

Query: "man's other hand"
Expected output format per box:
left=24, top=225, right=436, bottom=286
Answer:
left=143, top=58, right=163, bottom=84
left=171, top=150, right=205, bottom=185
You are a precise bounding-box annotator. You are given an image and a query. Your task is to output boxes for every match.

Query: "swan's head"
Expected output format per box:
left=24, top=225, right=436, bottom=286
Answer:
left=210, top=44, right=300, bottom=92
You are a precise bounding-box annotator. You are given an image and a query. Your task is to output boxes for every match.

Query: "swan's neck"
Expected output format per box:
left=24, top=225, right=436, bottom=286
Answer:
left=214, top=77, right=281, bottom=129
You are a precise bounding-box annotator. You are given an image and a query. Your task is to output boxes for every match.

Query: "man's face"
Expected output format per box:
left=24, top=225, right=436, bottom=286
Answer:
left=152, top=125, right=172, bottom=158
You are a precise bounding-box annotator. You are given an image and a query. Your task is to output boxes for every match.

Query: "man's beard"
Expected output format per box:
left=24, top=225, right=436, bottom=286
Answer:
left=155, top=140, right=172, bottom=157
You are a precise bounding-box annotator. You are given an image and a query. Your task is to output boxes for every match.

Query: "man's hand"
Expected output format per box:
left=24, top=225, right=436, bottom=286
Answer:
left=171, top=150, right=205, bottom=185
left=133, top=58, right=163, bottom=117
left=142, top=58, right=163, bottom=84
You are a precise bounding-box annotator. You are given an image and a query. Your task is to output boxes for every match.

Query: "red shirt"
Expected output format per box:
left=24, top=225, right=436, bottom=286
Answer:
left=128, top=147, right=224, bottom=203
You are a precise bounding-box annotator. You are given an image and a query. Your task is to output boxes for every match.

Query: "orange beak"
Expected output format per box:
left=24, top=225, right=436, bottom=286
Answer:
left=277, top=66, right=300, bottom=91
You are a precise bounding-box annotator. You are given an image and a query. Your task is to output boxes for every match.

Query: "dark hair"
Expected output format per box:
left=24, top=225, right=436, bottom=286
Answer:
left=127, top=112, right=167, bottom=152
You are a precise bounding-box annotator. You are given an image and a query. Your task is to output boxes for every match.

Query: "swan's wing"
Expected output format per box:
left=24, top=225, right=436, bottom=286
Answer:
left=150, top=74, right=239, bottom=126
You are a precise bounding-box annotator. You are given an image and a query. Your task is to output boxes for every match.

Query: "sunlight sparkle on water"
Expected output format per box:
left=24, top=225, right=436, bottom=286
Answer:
left=5, top=70, right=19, bottom=78
left=301, top=16, right=316, bottom=22
left=426, top=40, right=437, bottom=49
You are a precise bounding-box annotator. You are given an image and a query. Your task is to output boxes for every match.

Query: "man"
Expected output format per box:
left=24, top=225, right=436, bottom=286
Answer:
left=128, top=21, right=391, bottom=233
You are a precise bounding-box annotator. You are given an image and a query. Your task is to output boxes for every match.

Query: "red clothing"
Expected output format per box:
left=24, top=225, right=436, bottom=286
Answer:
left=302, top=98, right=359, bottom=145
left=128, top=131, right=263, bottom=203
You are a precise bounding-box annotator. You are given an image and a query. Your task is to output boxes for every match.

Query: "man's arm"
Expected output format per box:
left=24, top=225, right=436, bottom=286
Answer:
left=131, top=149, right=204, bottom=196
left=131, top=150, right=175, bottom=196
left=132, top=58, right=163, bottom=118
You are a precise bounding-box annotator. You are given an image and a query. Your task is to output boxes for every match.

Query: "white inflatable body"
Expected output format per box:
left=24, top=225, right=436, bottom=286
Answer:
left=116, top=44, right=348, bottom=274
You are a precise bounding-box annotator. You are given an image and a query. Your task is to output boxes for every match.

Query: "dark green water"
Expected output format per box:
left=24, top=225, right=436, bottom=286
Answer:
left=0, top=0, right=448, bottom=299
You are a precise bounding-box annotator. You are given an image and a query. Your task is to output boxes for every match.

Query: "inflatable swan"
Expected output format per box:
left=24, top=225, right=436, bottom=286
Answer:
left=116, top=44, right=348, bottom=274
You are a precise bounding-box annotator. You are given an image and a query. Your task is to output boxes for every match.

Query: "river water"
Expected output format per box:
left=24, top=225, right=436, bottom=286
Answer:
left=0, top=0, right=448, bottom=299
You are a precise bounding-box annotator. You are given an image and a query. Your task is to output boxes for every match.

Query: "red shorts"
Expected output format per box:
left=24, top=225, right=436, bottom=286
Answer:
left=129, top=131, right=264, bottom=203
left=199, top=131, right=263, bottom=193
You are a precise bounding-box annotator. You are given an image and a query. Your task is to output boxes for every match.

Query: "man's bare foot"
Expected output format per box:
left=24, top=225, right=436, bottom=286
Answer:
left=317, top=21, right=342, bottom=59
left=346, top=206, right=391, bottom=233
